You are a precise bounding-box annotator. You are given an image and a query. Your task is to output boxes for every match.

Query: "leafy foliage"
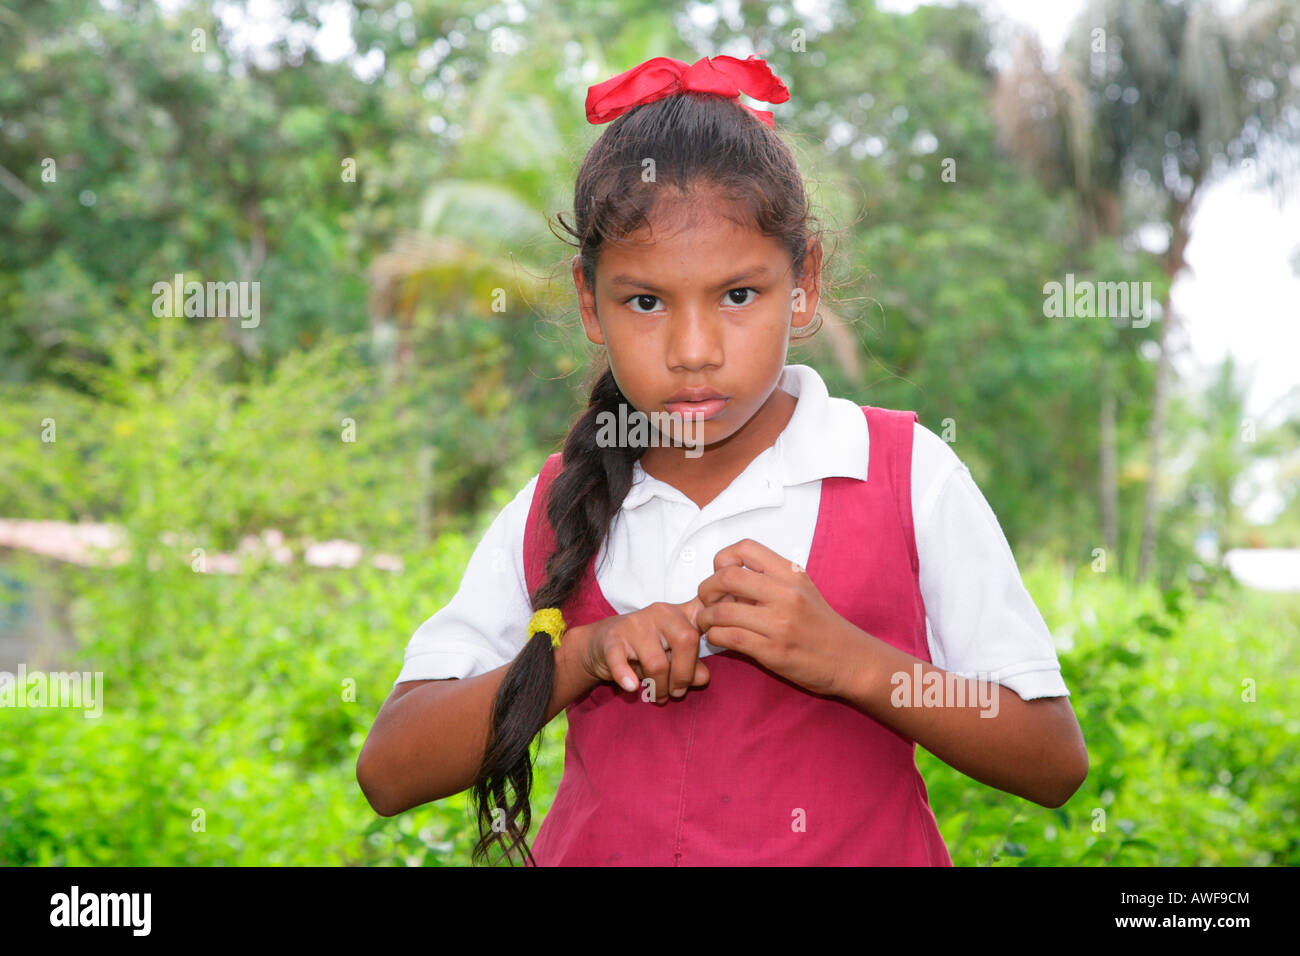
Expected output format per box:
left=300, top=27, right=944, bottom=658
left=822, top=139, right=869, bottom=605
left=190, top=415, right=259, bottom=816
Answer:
left=1, top=0, right=1295, bottom=866
left=918, top=561, right=1299, bottom=865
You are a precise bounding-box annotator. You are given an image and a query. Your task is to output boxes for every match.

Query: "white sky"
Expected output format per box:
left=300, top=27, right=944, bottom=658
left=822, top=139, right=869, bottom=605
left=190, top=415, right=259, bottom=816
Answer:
left=888, top=0, right=1300, bottom=525
left=880, top=0, right=1300, bottom=397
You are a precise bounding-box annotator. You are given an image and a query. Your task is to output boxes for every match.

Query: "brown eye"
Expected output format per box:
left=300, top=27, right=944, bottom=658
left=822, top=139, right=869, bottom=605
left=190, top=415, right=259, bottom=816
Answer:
left=726, top=288, right=758, bottom=306
left=626, top=294, right=661, bottom=313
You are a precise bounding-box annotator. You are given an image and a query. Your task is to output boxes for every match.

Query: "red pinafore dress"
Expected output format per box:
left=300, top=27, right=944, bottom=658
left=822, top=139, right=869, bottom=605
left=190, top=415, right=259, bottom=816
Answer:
left=523, top=405, right=952, bottom=865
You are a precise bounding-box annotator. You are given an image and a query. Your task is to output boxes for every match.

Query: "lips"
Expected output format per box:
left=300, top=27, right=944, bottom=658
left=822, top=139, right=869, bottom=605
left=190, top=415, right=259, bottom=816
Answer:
left=663, top=388, right=729, bottom=420
left=665, top=387, right=727, bottom=403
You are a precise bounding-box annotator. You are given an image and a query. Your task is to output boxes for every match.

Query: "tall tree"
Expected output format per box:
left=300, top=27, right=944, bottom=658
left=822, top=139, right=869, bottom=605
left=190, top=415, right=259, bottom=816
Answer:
left=991, top=0, right=1300, bottom=582
left=1068, top=0, right=1299, bottom=582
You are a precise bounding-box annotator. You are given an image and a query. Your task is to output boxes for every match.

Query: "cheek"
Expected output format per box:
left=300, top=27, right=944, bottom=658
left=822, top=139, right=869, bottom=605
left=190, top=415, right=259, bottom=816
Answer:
left=606, top=349, right=656, bottom=398
left=764, top=295, right=798, bottom=328
left=745, top=309, right=796, bottom=354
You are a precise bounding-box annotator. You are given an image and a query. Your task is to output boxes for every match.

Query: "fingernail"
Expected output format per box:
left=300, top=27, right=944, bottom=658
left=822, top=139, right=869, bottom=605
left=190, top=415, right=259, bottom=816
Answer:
left=621, top=676, right=637, bottom=692
left=671, top=688, right=686, bottom=698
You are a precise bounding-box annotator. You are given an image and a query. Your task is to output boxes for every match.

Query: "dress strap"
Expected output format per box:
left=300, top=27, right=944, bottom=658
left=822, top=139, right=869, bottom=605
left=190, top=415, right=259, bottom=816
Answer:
left=861, top=405, right=921, bottom=575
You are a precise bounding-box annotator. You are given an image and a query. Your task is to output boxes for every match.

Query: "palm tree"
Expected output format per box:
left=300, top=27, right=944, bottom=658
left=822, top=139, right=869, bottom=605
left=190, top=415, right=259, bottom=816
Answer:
left=367, top=179, right=553, bottom=378
left=991, top=28, right=1132, bottom=568
left=991, top=0, right=1300, bottom=581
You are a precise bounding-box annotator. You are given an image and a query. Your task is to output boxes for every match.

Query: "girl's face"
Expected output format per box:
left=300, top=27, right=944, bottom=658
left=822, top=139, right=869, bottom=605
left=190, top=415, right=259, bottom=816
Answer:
left=573, top=188, right=822, bottom=469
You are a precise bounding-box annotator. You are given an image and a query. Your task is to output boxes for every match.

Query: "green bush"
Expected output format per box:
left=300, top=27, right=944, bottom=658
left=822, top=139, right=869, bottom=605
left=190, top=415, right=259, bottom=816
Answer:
left=917, top=559, right=1299, bottom=865
left=2, top=329, right=1295, bottom=866
left=5, top=538, right=1295, bottom=865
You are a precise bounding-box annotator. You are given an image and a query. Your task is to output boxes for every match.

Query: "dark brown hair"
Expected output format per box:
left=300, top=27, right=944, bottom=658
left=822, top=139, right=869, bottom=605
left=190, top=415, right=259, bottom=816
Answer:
left=469, top=88, right=824, bottom=865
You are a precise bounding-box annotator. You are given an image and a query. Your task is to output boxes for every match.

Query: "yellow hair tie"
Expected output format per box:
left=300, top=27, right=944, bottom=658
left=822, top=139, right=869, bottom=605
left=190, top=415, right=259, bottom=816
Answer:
left=528, top=607, right=566, bottom=648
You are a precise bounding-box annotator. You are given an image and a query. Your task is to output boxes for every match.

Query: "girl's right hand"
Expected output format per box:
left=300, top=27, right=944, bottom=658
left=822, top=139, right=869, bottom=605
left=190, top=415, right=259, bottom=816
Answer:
left=578, top=597, right=711, bottom=704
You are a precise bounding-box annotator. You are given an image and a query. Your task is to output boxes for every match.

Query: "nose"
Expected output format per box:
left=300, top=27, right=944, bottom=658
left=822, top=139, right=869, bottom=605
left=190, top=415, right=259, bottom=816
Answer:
left=665, top=301, right=724, bottom=372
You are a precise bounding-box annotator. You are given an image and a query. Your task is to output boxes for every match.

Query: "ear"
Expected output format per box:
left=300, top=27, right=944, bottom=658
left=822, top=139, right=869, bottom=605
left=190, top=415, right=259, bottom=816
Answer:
left=572, top=255, right=605, bottom=346
left=791, top=237, right=823, bottom=332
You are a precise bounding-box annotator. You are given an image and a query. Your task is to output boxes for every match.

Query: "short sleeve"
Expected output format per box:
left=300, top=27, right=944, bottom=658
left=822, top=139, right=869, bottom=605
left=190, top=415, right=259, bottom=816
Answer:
left=911, top=423, right=1070, bottom=701
left=393, top=473, right=539, bottom=684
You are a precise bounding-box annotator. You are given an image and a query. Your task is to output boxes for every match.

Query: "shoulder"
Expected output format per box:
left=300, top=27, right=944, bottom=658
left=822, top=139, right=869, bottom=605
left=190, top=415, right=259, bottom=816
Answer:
left=852, top=407, right=966, bottom=484
left=835, top=404, right=963, bottom=492
left=520, top=453, right=566, bottom=520
left=904, top=420, right=970, bottom=530
left=910, top=420, right=966, bottom=477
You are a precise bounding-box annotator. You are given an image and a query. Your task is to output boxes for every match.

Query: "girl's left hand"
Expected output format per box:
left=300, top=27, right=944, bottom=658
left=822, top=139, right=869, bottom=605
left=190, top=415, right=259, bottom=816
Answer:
left=694, top=538, right=865, bottom=698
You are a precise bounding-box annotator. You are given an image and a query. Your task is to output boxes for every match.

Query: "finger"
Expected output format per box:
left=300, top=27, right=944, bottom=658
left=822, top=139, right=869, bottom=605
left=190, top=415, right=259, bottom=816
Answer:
left=697, top=598, right=767, bottom=638
left=604, top=641, right=641, bottom=693
left=712, top=546, right=746, bottom=572
left=663, top=622, right=701, bottom=699
left=714, top=538, right=787, bottom=576
left=676, top=594, right=705, bottom=631
left=633, top=638, right=671, bottom=705
left=691, top=658, right=711, bottom=688
left=698, top=625, right=757, bottom=656
left=698, top=564, right=769, bottom=607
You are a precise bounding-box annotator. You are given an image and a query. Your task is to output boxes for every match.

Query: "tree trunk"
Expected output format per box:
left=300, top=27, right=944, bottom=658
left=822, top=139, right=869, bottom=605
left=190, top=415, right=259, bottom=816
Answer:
left=1137, top=297, right=1174, bottom=582
left=1137, top=196, right=1194, bottom=582
left=1100, top=360, right=1119, bottom=562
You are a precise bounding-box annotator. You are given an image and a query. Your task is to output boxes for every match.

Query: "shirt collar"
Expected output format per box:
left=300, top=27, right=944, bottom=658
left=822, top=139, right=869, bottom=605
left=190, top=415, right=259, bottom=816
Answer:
left=620, top=364, right=869, bottom=510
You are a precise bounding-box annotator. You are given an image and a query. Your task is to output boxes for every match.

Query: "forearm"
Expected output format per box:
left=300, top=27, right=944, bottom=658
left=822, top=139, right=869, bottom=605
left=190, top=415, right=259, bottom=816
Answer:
left=834, top=623, right=1088, bottom=808
left=357, top=623, right=598, bottom=815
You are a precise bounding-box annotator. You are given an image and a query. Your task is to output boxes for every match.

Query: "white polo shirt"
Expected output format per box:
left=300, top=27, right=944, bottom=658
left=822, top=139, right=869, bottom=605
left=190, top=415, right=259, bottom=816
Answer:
left=395, top=364, right=1070, bottom=701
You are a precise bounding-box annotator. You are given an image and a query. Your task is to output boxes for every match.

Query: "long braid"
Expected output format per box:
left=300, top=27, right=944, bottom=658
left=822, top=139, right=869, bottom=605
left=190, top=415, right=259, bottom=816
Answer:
left=469, top=362, right=642, bottom=864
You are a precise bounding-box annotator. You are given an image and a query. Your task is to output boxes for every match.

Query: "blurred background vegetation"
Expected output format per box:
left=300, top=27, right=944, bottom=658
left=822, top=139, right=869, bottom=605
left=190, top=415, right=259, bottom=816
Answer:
left=1, top=0, right=1297, bottom=865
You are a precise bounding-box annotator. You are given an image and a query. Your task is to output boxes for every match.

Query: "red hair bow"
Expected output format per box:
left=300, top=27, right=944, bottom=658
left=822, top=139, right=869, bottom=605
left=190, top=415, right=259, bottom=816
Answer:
left=585, top=54, right=790, bottom=128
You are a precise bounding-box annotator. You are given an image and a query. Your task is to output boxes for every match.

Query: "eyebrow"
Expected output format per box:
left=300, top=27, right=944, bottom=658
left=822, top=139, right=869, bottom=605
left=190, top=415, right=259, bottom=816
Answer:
left=606, top=265, right=775, bottom=294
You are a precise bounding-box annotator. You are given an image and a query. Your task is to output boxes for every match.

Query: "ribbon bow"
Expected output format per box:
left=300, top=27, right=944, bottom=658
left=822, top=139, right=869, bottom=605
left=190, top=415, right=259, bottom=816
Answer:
left=585, top=54, right=790, bottom=128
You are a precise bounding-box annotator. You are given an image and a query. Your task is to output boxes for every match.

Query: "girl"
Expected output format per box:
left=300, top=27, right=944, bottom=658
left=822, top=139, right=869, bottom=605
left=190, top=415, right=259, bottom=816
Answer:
left=356, top=53, right=1089, bottom=866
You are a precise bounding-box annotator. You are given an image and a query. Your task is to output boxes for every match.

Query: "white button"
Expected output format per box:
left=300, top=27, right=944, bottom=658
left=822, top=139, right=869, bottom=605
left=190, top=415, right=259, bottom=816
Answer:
left=680, top=545, right=696, bottom=563
left=765, top=477, right=775, bottom=491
